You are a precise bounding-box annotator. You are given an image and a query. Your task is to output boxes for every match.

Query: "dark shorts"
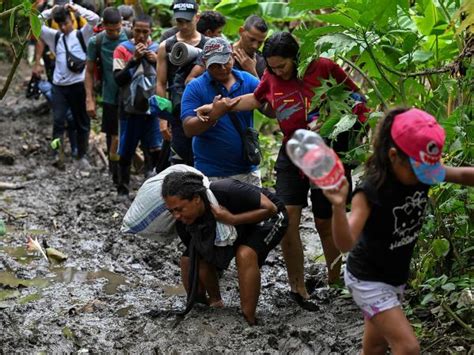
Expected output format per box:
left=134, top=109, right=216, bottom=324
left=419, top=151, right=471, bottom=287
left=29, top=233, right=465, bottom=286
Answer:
left=235, top=210, right=288, bottom=267
left=101, top=103, right=119, bottom=135
left=275, top=146, right=352, bottom=219
left=182, top=210, right=288, bottom=268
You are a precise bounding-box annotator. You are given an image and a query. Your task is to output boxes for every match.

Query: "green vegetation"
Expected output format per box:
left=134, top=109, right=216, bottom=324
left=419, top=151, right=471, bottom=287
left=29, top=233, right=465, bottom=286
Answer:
left=1, top=0, right=472, bottom=345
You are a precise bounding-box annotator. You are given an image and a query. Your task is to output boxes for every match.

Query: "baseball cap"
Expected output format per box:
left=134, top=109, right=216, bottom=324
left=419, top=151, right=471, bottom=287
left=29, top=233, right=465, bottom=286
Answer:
left=172, top=0, right=197, bottom=21
left=391, top=108, right=446, bottom=185
left=202, top=38, right=232, bottom=68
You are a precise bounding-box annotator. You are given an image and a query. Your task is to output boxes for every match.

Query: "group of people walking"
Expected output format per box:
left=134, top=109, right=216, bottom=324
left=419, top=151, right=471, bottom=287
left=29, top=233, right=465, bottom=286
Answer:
left=32, top=0, right=474, bottom=353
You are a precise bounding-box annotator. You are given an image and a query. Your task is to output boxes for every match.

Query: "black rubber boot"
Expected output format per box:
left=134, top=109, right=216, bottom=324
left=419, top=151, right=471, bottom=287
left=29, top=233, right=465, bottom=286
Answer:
left=77, top=131, right=90, bottom=159
left=143, top=149, right=156, bottom=179
left=110, top=160, right=119, bottom=187
left=117, top=162, right=131, bottom=196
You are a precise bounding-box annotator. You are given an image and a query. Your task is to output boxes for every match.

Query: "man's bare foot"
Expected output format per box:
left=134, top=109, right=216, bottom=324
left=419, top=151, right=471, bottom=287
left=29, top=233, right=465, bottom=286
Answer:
left=209, top=299, right=224, bottom=308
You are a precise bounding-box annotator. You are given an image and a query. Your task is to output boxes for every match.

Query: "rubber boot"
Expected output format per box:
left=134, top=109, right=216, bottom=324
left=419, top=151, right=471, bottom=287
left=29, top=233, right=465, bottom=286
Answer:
left=110, top=160, right=119, bottom=186
left=68, top=129, right=78, bottom=158
left=109, top=135, right=120, bottom=186
left=143, top=149, right=156, bottom=179
left=66, top=109, right=78, bottom=158
left=117, top=162, right=131, bottom=196
left=77, top=131, right=90, bottom=159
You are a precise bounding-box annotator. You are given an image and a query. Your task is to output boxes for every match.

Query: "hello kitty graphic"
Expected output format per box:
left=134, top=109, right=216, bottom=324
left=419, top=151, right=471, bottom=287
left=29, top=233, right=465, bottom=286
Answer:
left=390, top=191, right=428, bottom=250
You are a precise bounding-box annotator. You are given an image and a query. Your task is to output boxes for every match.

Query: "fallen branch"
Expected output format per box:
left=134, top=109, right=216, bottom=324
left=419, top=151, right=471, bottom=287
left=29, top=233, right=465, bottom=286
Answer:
left=0, top=207, right=28, bottom=220
left=441, top=301, right=474, bottom=335
left=0, top=182, right=24, bottom=190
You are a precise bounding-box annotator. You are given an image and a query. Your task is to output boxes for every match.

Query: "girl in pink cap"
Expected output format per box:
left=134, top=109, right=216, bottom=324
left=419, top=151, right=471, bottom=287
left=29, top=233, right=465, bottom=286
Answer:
left=323, top=107, right=474, bottom=354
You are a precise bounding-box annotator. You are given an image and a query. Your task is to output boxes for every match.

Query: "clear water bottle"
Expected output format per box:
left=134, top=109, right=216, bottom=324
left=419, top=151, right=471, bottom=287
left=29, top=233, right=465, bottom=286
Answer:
left=286, top=129, right=345, bottom=189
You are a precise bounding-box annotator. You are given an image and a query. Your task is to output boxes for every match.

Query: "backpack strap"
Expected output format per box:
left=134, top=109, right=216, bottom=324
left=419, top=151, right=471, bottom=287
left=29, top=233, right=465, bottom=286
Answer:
left=54, top=31, right=61, bottom=51
left=76, top=30, right=87, bottom=54
left=211, top=80, right=246, bottom=142
left=94, top=31, right=105, bottom=77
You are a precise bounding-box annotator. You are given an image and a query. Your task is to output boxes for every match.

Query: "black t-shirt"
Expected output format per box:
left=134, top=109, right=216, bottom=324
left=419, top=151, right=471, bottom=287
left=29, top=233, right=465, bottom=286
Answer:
left=233, top=50, right=266, bottom=79
left=347, top=177, right=430, bottom=286
left=159, top=27, right=179, bottom=42
left=176, top=178, right=284, bottom=239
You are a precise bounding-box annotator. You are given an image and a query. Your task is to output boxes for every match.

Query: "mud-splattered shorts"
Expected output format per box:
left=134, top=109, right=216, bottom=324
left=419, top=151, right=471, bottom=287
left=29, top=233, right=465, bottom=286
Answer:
left=344, top=268, right=405, bottom=319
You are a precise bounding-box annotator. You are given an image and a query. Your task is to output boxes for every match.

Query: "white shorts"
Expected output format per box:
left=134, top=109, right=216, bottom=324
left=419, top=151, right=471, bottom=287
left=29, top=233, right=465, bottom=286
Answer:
left=344, top=268, right=405, bottom=319
left=208, top=169, right=262, bottom=187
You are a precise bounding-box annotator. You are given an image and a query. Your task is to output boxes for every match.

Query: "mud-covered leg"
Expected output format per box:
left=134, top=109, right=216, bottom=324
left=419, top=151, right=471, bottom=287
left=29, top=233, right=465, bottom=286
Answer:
left=236, top=245, right=260, bottom=325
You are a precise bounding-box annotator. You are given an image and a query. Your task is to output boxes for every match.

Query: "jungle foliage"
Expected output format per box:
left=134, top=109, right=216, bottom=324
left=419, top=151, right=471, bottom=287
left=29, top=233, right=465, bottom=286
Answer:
left=0, top=0, right=473, bottom=345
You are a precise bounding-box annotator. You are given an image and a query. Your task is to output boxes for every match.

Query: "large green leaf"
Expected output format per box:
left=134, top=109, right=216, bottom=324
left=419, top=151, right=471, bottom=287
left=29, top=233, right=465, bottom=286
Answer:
left=214, top=0, right=259, bottom=18
left=298, top=26, right=345, bottom=39
left=30, top=13, right=42, bottom=39
left=315, top=13, right=356, bottom=28
left=329, top=114, right=357, bottom=139
left=319, top=117, right=340, bottom=137
left=432, top=238, right=450, bottom=257
left=288, top=0, right=338, bottom=11
left=414, top=0, right=446, bottom=36
left=9, top=9, right=16, bottom=36
left=221, top=17, right=243, bottom=39
left=315, top=33, right=359, bottom=55
left=258, top=2, right=306, bottom=21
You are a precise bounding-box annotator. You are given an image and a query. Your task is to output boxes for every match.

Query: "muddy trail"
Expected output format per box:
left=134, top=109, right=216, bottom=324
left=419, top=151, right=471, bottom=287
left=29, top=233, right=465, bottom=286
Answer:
left=0, top=62, right=364, bottom=353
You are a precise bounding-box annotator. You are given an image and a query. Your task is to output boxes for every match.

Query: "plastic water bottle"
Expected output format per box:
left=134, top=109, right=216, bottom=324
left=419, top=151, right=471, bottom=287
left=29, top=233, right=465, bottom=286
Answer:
left=286, top=129, right=345, bottom=189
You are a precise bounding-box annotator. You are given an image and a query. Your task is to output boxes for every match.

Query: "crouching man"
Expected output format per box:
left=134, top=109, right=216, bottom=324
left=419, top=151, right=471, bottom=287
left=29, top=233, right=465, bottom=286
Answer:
left=162, top=171, right=288, bottom=325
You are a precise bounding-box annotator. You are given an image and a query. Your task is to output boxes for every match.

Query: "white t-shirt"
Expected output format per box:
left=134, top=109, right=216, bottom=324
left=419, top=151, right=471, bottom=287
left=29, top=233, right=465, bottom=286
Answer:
left=40, top=5, right=99, bottom=86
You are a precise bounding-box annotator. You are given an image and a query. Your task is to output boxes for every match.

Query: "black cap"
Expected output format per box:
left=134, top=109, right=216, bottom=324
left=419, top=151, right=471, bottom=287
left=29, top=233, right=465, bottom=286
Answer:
left=172, top=0, right=197, bottom=21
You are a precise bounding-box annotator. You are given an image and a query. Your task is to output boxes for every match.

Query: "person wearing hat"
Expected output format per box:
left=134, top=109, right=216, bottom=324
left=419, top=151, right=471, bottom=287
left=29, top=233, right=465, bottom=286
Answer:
left=156, top=0, right=207, bottom=166
left=185, top=15, right=268, bottom=84
left=321, top=107, right=474, bottom=355
left=180, top=37, right=262, bottom=186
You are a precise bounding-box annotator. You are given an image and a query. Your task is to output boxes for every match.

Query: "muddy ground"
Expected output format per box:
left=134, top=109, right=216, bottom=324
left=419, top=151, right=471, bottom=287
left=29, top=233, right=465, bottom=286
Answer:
left=0, top=61, right=366, bottom=353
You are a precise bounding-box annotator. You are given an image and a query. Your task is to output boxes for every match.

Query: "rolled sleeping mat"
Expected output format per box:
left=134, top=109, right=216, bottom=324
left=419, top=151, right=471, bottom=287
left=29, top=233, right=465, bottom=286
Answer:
left=169, top=42, right=202, bottom=66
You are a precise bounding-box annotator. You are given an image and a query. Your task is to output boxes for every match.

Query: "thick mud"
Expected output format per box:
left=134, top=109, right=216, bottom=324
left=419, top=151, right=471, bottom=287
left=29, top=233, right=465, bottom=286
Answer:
left=0, top=62, right=364, bottom=353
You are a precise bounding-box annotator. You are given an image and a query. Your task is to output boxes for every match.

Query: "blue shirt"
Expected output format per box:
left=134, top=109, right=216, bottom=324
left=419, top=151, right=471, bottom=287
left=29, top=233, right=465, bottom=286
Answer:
left=181, top=69, right=259, bottom=177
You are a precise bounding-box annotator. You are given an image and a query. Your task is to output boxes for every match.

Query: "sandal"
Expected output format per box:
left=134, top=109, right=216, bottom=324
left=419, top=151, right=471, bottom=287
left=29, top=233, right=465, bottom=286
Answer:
left=289, top=291, right=319, bottom=312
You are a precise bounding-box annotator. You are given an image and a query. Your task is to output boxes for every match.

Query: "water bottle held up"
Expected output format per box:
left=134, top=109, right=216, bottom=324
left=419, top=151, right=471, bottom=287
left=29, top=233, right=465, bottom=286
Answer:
left=286, top=129, right=345, bottom=189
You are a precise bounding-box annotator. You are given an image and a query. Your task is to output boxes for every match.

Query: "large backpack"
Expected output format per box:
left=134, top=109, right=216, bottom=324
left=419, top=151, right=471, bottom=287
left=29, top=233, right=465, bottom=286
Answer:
left=120, top=40, right=159, bottom=114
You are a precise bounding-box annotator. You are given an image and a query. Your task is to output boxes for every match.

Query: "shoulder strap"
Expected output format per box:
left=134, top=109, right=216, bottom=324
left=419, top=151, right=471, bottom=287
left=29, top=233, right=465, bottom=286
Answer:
left=211, top=81, right=245, bottom=139
left=54, top=32, right=61, bottom=51
left=76, top=30, right=87, bottom=53
left=95, top=31, right=105, bottom=59
left=62, top=34, right=70, bottom=55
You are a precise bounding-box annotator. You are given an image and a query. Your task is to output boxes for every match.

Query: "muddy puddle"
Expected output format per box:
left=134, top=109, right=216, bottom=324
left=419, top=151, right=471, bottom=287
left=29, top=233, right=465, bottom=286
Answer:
left=0, top=61, right=368, bottom=353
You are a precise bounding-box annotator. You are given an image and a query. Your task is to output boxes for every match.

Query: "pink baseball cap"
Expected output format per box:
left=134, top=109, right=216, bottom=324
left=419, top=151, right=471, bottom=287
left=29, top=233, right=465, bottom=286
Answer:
left=391, top=108, right=446, bottom=185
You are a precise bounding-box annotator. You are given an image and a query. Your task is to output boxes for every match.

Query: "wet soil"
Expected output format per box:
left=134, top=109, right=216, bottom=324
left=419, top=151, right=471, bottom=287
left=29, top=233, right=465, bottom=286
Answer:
left=0, top=62, right=367, bottom=353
